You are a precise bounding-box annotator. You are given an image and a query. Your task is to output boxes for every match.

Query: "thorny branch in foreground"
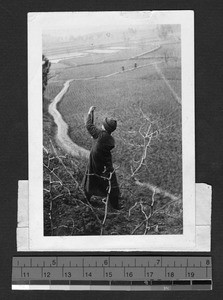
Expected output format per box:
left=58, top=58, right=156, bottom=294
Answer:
left=128, top=188, right=157, bottom=235
left=130, top=197, right=181, bottom=235
left=130, top=107, right=170, bottom=177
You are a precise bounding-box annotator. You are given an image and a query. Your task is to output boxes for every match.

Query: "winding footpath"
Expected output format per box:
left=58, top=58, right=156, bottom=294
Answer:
left=48, top=79, right=89, bottom=159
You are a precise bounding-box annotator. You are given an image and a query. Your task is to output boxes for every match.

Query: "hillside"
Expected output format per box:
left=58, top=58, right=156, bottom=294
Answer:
left=43, top=37, right=183, bottom=236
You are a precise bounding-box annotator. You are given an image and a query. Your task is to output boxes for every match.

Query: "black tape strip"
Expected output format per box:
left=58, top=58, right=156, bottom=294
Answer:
left=192, top=280, right=212, bottom=285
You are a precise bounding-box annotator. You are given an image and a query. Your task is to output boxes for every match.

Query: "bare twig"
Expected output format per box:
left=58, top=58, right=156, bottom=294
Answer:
left=49, top=139, right=79, bottom=188
left=129, top=202, right=138, bottom=217
left=131, top=197, right=181, bottom=235
left=100, top=170, right=114, bottom=235
left=75, top=199, right=101, bottom=224
left=43, top=163, right=63, bottom=185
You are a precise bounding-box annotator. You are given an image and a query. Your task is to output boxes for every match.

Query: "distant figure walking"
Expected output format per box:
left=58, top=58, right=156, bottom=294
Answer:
left=134, top=62, right=137, bottom=68
left=122, top=66, right=125, bottom=71
left=83, top=106, right=121, bottom=210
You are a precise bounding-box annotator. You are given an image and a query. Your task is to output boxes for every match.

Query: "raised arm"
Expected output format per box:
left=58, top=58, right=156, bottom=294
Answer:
left=86, top=106, right=101, bottom=139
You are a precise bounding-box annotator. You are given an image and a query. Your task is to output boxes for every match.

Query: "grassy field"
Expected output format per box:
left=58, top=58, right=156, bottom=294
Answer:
left=57, top=42, right=160, bottom=66
left=43, top=40, right=182, bottom=236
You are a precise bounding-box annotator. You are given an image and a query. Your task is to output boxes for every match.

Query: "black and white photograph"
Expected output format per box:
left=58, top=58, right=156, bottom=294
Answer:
left=28, top=11, right=196, bottom=251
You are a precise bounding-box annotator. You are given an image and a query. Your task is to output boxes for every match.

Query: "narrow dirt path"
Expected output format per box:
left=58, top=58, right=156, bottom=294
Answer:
left=48, top=79, right=89, bottom=159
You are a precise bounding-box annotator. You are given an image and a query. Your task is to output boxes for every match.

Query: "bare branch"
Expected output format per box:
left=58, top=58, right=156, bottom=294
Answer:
left=100, top=170, right=114, bottom=235
left=49, top=139, right=79, bottom=188
left=131, top=197, right=181, bottom=235
left=44, top=163, right=63, bottom=185
left=128, top=202, right=138, bottom=217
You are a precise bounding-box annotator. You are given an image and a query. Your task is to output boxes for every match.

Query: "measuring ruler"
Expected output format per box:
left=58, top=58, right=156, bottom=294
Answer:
left=12, top=256, right=212, bottom=291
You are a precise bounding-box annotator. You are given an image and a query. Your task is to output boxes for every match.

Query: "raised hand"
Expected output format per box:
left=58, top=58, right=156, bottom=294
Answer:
left=88, top=106, right=96, bottom=114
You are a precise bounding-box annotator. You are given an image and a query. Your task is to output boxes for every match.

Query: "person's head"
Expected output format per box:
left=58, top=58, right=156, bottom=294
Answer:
left=102, top=117, right=117, bottom=134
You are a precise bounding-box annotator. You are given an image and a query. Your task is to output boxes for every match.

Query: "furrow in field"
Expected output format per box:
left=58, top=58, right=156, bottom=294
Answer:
left=154, top=63, right=181, bottom=104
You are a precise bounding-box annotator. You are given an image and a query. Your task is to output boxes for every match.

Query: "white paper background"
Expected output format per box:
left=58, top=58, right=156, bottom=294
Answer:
left=28, top=11, right=197, bottom=251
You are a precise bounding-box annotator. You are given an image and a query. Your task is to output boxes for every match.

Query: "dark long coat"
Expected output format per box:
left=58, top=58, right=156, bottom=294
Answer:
left=83, top=113, right=120, bottom=209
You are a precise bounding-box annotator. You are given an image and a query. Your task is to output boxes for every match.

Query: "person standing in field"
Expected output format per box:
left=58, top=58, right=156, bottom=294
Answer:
left=83, top=106, right=121, bottom=210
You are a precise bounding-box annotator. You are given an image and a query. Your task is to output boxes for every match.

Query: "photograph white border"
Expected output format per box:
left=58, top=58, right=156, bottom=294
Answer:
left=28, top=10, right=195, bottom=251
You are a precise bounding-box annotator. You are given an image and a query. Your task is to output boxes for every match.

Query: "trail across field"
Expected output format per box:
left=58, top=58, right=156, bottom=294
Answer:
left=48, top=65, right=181, bottom=201
left=48, top=79, right=89, bottom=159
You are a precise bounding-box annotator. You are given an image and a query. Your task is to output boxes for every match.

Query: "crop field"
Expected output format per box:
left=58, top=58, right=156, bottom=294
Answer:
left=57, top=42, right=160, bottom=66
left=43, top=40, right=183, bottom=236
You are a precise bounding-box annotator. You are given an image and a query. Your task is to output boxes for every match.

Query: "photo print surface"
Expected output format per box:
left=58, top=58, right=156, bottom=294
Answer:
left=28, top=11, right=195, bottom=251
